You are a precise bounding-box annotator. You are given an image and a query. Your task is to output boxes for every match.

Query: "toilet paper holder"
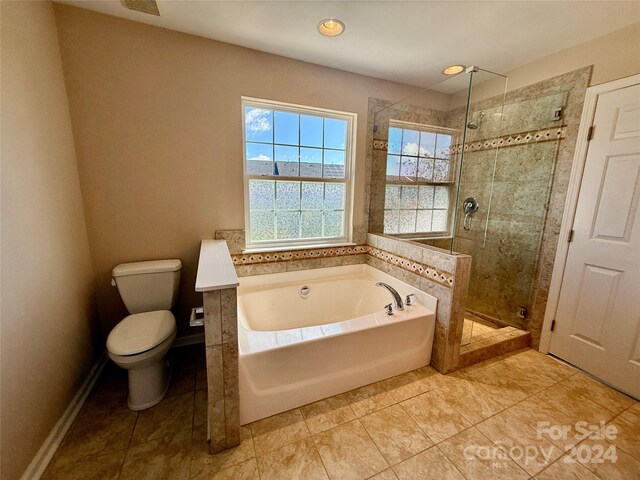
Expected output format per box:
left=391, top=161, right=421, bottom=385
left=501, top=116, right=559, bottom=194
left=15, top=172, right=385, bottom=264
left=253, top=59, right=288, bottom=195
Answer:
left=190, top=306, right=204, bottom=327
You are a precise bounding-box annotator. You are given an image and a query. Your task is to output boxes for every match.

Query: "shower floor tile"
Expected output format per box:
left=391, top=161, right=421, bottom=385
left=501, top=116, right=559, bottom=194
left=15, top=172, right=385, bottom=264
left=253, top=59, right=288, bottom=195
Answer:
left=42, top=345, right=640, bottom=480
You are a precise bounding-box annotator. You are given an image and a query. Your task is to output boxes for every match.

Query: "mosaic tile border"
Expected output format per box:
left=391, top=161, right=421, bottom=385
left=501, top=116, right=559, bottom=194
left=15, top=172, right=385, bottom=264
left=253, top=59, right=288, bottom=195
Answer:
left=231, top=245, right=455, bottom=288
left=367, top=245, right=455, bottom=287
left=450, top=126, right=566, bottom=154
left=231, top=245, right=368, bottom=265
left=372, top=126, right=565, bottom=155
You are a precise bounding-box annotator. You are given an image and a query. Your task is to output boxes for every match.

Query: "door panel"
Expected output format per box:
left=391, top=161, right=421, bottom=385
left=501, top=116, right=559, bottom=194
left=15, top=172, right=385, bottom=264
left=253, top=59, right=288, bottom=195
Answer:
left=550, top=82, right=640, bottom=398
left=591, top=155, right=640, bottom=241
left=572, top=264, right=621, bottom=347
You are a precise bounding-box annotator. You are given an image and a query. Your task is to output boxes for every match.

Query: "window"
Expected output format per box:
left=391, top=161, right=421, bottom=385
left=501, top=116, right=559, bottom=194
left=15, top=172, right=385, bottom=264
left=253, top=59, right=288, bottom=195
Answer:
left=383, top=121, right=456, bottom=235
left=242, top=98, right=356, bottom=250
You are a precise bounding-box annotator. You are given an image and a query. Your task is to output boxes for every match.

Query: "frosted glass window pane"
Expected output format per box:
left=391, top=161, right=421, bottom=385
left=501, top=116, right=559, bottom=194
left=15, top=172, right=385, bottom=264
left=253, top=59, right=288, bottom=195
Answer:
left=275, top=181, right=300, bottom=210
left=324, top=118, right=347, bottom=149
left=432, top=210, right=447, bottom=231
left=417, top=158, right=434, bottom=181
left=245, top=107, right=272, bottom=143
left=419, top=131, right=436, bottom=157
left=246, top=143, right=273, bottom=175
left=387, top=155, right=401, bottom=180
left=399, top=210, right=417, bottom=233
left=436, top=134, right=452, bottom=159
left=417, top=210, right=433, bottom=232
left=249, top=180, right=275, bottom=210
left=323, top=150, right=345, bottom=178
left=434, top=159, right=450, bottom=181
left=300, top=115, right=323, bottom=147
left=301, top=182, right=323, bottom=210
left=418, top=186, right=434, bottom=209
left=323, top=210, right=344, bottom=237
left=274, top=111, right=299, bottom=145
left=385, top=185, right=400, bottom=209
left=250, top=210, right=274, bottom=240
left=301, top=211, right=323, bottom=238
left=300, top=147, right=322, bottom=177
left=400, top=185, right=418, bottom=209
left=324, top=183, right=345, bottom=210
left=384, top=209, right=399, bottom=234
left=276, top=211, right=300, bottom=239
left=388, top=127, right=402, bottom=154
left=400, top=157, right=418, bottom=181
left=402, top=129, right=420, bottom=156
left=434, top=186, right=449, bottom=209
left=274, top=145, right=299, bottom=176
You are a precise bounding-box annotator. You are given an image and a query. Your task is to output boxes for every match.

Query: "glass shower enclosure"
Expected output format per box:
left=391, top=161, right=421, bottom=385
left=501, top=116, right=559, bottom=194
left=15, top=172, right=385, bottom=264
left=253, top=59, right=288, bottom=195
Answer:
left=371, top=66, right=566, bottom=345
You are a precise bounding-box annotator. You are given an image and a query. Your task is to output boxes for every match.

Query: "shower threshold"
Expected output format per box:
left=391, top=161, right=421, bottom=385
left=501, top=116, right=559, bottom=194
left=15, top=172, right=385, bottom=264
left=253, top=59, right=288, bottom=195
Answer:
left=458, top=311, right=530, bottom=369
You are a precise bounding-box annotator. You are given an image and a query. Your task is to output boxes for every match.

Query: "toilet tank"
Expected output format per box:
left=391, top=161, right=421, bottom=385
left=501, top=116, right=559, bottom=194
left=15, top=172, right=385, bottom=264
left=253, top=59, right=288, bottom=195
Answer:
left=112, top=259, right=182, bottom=314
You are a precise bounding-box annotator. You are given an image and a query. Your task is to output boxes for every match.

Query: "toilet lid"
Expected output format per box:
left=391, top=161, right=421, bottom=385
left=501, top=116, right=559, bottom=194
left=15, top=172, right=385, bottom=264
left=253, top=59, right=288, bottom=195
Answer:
left=107, top=310, right=176, bottom=356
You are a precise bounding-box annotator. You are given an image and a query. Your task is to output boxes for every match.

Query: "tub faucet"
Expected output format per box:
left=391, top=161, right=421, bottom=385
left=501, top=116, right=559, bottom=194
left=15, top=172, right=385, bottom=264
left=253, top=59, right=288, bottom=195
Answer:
left=376, top=282, right=404, bottom=311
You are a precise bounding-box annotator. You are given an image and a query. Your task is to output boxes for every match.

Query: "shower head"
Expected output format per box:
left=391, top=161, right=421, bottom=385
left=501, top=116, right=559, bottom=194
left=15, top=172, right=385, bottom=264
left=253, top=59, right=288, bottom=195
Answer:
left=467, top=111, right=485, bottom=130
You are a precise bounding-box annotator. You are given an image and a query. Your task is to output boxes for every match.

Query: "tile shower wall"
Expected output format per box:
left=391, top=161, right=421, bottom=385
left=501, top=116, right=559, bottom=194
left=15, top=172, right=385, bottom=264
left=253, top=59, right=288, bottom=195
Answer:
left=366, top=98, right=455, bottom=235
left=451, top=93, right=566, bottom=328
left=447, top=68, right=591, bottom=346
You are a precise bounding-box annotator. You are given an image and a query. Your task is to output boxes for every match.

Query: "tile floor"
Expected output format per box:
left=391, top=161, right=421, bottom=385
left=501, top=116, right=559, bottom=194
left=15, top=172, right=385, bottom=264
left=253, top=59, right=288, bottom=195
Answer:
left=42, top=345, right=640, bottom=480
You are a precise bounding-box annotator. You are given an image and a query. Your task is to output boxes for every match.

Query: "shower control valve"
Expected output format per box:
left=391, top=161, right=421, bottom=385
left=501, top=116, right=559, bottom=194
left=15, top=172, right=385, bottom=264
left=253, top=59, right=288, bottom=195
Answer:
left=405, top=293, right=416, bottom=306
left=384, top=304, right=394, bottom=316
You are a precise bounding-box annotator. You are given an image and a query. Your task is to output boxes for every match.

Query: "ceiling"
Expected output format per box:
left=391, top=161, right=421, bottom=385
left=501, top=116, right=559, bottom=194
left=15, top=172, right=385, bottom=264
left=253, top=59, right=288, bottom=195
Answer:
left=57, top=1, right=640, bottom=90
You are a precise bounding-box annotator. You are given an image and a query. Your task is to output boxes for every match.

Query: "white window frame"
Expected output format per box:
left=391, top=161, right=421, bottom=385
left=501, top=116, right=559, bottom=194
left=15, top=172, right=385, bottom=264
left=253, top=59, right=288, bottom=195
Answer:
left=242, top=97, right=356, bottom=251
left=384, top=120, right=459, bottom=238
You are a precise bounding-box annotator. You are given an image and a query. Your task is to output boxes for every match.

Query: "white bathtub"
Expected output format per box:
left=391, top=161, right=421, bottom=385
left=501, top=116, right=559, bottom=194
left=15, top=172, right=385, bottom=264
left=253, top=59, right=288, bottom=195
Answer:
left=237, top=264, right=436, bottom=424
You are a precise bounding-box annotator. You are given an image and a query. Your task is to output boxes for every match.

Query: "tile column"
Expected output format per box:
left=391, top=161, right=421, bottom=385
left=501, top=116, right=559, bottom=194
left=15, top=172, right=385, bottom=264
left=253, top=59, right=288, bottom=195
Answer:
left=196, top=239, right=241, bottom=455
left=203, top=287, right=240, bottom=453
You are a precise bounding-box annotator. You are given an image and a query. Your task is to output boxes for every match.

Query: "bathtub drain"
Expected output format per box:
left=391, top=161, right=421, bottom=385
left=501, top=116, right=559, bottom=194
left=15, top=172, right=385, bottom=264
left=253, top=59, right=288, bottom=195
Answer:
left=299, top=286, right=311, bottom=299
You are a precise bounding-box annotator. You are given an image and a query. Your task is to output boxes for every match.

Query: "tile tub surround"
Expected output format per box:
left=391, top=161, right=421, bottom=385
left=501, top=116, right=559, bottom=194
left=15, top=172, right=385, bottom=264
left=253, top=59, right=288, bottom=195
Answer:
left=215, top=230, right=457, bottom=289
left=367, top=234, right=471, bottom=374
left=215, top=230, right=468, bottom=372
left=196, top=240, right=241, bottom=453
left=203, top=288, right=241, bottom=453
left=42, top=346, right=640, bottom=479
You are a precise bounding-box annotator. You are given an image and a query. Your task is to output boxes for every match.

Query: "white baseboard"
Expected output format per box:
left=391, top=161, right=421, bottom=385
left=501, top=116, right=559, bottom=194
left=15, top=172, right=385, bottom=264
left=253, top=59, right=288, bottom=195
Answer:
left=172, top=332, right=204, bottom=348
left=20, top=334, right=203, bottom=479
left=20, top=352, right=108, bottom=480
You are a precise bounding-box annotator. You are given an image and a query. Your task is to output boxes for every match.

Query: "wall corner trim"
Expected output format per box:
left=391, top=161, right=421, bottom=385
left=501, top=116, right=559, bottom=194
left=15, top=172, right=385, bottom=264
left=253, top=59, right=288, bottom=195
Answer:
left=19, top=353, right=108, bottom=480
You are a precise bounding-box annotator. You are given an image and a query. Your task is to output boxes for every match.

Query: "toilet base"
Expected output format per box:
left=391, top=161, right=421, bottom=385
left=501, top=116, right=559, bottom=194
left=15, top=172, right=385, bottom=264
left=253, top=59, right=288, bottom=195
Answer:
left=127, top=359, right=171, bottom=411
left=107, top=329, right=177, bottom=412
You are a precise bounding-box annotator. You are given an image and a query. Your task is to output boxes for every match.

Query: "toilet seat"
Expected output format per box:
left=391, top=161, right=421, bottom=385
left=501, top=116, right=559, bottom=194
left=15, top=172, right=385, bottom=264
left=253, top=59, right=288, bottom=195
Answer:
left=107, top=310, right=176, bottom=356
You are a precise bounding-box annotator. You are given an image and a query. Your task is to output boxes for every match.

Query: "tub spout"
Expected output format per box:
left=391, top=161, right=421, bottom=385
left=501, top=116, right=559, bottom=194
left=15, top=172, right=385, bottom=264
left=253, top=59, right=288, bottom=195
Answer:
left=375, top=282, right=404, bottom=311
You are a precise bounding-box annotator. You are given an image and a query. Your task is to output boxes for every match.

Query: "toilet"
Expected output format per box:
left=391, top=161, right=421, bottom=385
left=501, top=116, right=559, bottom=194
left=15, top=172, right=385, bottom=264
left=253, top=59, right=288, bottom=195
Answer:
left=107, top=259, right=182, bottom=411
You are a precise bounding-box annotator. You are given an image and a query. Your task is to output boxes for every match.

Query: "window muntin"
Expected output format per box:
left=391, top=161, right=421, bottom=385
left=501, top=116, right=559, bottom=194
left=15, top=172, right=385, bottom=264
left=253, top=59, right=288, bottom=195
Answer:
left=383, top=122, right=455, bottom=235
left=242, top=98, right=355, bottom=249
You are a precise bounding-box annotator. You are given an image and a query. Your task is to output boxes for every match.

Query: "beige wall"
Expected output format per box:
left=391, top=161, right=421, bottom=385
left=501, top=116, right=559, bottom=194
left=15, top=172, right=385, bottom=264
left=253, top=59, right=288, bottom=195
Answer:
left=0, top=2, right=99, bottom=479
left=451, top=21, right=640, bottom=106
left=53, top=4, right=449, bottom=337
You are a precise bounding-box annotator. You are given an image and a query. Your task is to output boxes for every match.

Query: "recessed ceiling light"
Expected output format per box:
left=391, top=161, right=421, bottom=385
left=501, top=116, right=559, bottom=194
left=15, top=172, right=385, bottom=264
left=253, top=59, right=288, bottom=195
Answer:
left=442, top=65, right=465, bottom=75
left=318, top=19, right=345, bottom=37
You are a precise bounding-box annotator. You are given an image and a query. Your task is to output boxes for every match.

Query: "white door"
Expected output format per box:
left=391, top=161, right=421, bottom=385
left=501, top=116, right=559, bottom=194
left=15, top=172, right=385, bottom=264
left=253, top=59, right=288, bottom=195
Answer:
left=549, top=82, right=640, bottom=398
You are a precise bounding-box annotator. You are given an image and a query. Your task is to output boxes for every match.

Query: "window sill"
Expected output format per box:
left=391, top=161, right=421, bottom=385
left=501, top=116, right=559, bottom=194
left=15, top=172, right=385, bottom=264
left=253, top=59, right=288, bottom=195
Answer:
left=243, top=242, right=357, bottom=254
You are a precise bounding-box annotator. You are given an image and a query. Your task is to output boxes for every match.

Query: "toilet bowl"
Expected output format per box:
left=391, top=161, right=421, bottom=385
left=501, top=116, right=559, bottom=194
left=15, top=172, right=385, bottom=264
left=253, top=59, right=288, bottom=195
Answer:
left=107, top=259, right=182, bottom=411
left=107, top=310, right=178, bottom=410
